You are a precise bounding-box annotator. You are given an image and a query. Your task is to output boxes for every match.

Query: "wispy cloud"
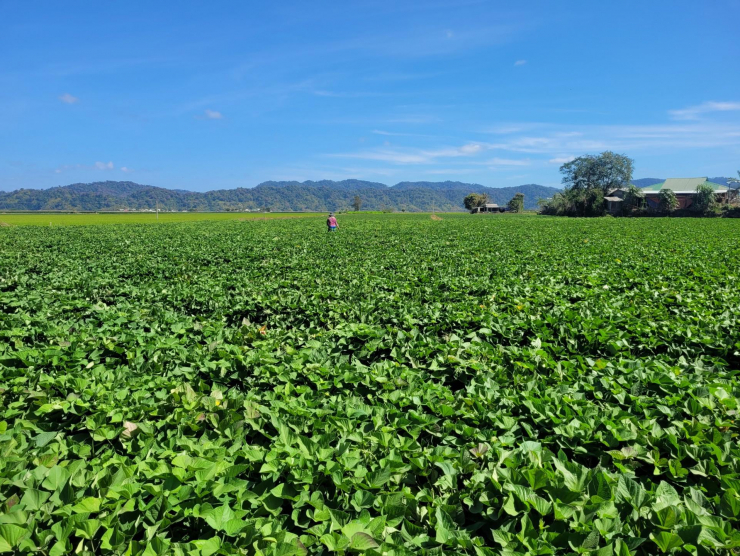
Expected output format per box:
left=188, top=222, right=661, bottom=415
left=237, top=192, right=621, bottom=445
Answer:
left=373, top=130, right=417, bottom=137
left=311, top=89, right=391, bottom=98
left=385, top=114, right=441, bottom=124
left=424, top=168, right=477, bottom=175
left=204, top=109, right=223, bottom=120
left=300, top=22, right=527, bottom=59
left=371, top=129, right=440, bottom=138
left=362, top=71, right=444, bottom=82
left=549, top=156, right=575, bottom=164
left=265, top=164, right=402, bottom=182
left=55, top=161, right=120, bottom=174
left=59, top=93, right=79, bottom=104
left=481, top=122, right=740, bottom=153
left=330, top=150, right=430, bottom=164
left=121, top=166, right=133, bottom=173
left=486, top=157, right=531, bottom=166
left=40, top=56, right=175, bottom=78
left=514, top=59, right=527, bottom=66
left=483, top=123, right=544, bottom=134
left=669, top=101, right=740, bottom=120
left=328, top=142, right=489, bottom=164
left=328, top=116, right=740, bottom=172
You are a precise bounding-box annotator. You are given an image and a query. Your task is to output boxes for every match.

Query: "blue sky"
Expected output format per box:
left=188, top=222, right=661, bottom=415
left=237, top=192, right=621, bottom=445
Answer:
left=1, top=0, right=739, bottom=192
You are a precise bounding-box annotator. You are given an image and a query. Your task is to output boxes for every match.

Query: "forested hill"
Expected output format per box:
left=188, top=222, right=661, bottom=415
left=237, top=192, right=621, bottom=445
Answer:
left=0, top=180, right=561, bottom=212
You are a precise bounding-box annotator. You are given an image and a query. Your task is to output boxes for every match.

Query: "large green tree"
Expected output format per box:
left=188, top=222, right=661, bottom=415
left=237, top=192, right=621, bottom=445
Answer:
left=560, top=151, right=634, bottom=195
left=507, top=193, right=524, bottom=213
left=546, top=151, right=634, bottom=216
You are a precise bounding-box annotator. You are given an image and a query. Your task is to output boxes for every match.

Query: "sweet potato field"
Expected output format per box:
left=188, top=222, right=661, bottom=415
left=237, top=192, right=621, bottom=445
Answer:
left=1, top=214, right=740, bottom=555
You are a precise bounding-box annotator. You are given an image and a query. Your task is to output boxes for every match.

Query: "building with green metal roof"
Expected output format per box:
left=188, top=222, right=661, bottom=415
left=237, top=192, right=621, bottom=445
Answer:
left=641, top=178, right=728, bottom=209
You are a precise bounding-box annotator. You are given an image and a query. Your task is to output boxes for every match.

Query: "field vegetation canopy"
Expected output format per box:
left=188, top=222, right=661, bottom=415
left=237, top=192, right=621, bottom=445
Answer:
left=1, top=214, right=739, bottom=555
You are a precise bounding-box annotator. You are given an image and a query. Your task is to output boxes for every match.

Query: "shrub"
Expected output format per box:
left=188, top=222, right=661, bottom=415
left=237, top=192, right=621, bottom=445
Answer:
left=693, top=183, right=717, bottom=213
left=658, top=189, right=678, bottom=213
left=622, top=185, right=645, bottom=213
left=538, top=189, right=606, bottom=217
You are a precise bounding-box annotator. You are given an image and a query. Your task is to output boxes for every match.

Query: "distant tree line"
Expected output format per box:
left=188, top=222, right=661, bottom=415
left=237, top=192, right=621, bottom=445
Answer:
left=0, top=181, right=559, bottom=212
left=464, top=191, right=525, bottom=213
left=538, top=153, right=738, bottom=217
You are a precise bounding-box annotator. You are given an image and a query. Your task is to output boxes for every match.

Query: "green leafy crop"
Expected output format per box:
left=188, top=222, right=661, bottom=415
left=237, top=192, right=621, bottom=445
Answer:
left=1, top=214, right=739, bottom=555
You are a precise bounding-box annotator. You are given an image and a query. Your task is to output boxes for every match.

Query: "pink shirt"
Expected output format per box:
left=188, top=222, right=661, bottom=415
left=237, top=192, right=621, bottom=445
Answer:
left=327, top=216, right=338, bottom=227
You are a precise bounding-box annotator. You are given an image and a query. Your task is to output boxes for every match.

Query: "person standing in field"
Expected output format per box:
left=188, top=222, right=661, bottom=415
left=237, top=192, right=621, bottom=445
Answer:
left=327, top=213, right=338, bottom=232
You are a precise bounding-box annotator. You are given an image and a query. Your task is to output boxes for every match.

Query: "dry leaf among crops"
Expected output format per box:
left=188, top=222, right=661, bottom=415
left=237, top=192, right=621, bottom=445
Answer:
left=121, top=421, right=139, bottom=439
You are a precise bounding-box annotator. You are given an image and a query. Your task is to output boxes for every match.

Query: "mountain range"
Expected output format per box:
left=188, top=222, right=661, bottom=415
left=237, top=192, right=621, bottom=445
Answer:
left=2, top=177, right=734, bottom=213
left=0, top=180, right=561, bottom=212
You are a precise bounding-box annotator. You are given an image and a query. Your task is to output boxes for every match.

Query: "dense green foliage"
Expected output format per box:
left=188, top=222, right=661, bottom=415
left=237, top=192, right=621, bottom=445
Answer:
left=621, top=186, right=645, bottom=214
left=541, top=153, right=633, bottom=217
left=539, top=189, right=606, bottom=217
left=506, top=194, right=524, bottom=213
left=1, top=215, right=740, bottom=555
left=0, top=181, right=559, bottom=213
left=464, top=194, right=489, bottom=211
left=693, top=184, right=718, bottom=214
left=658, top=190, right=679, bottom=214
left=559, top=153, right=634, bottom=196
left=0, top=213, right=322, bottom=227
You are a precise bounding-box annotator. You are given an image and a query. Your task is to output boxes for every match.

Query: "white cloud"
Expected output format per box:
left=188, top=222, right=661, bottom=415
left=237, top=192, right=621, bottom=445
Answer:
left=95, top=161, right=114, bottom=170
left=458, top=143, right=482, bottom=155
left=59, top=93, right=79, bottom=104
left=549, top=156, right=576, bottom=164
left=669, top=101, right=740, bottom=120
left=445, top=30, right=454, bottom=39
left=486, top=157, right=531, bottom=166
left=121, top=166, right=133, bottom=173
left=204, top=109, right=223, bottom=120
left=514, top=60, right=527, bottom=66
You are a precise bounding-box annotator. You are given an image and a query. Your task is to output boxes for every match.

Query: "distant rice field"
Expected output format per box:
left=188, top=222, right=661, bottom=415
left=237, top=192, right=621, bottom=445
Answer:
left=0, top=212, right=324, bottom=226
